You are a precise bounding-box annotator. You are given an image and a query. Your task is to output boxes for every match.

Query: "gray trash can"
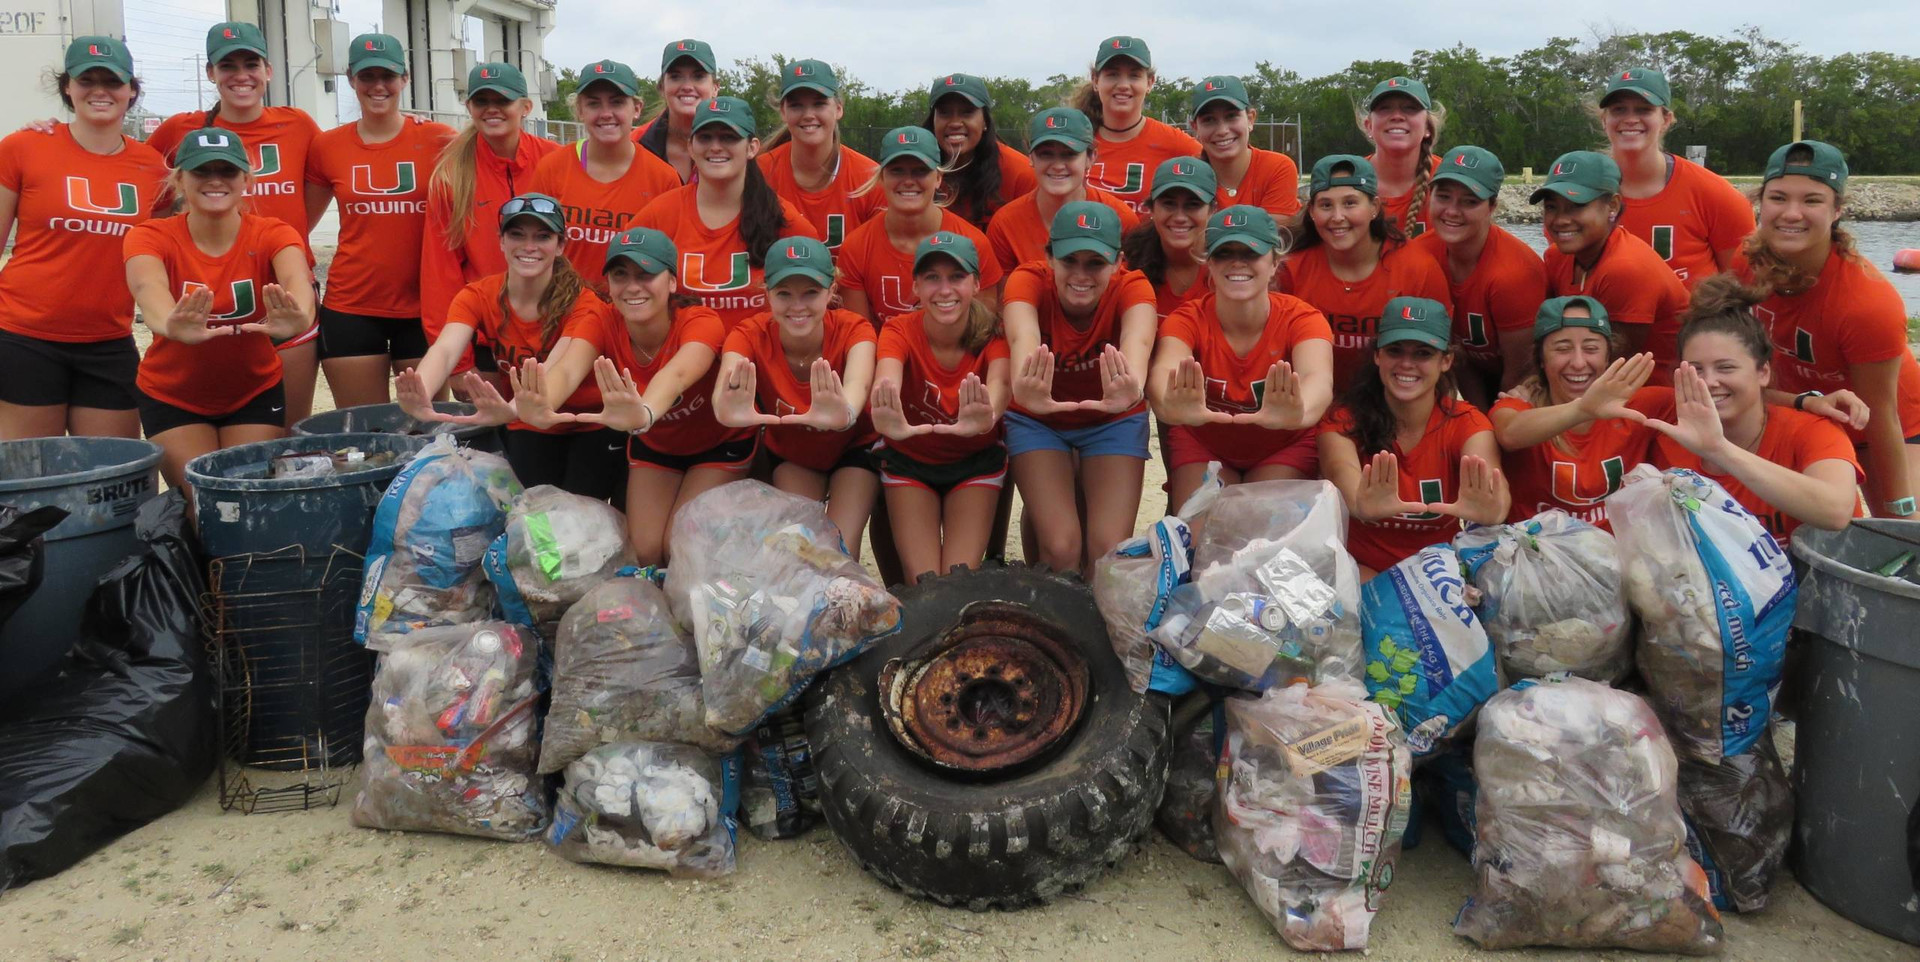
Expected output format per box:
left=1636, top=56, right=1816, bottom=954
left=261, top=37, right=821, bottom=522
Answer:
left=1791, top=519, right=1920, bottom=946
left=293, top=402, right=502, bottom=453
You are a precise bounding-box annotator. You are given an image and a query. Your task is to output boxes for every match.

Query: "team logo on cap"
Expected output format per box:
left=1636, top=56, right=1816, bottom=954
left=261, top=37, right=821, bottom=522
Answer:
left=1204, top=81, right=1220, bottom=91
left=222, top=28, right=235, bottom=39
left=480, top=67, right=496, bottom=79
left=793, top=63, right=813, bottom=77
left=1453, top=153, right=1479, bottom=168
left=1172, top=162, right=1193, bottom=175
left=1621, top=70, right=1635, bottom=80
left=1553, top=161, right=1573, bottom=175
left=897, top=131, right=913, bottom=144
left=1111, top=38, right=1131, bottom=49
left=929, top=233, right=950, bottom=245
left=676, top=41, right=694, bottom=51
left=1045, top=116, right=1062, bottom=128
left=89, top=43, right=106, bottom=56
left=708, top=98, right=727, bottom=111
left=785, top=245, right=800, bottom=258
left=1388, top=78, right=1404, bottom=87
left=593, top=63, right=606, bottom=73
left=195, top=131, right=232, bottom=148
left=943, top=75, right=959, bottom=85
left=1401, top=305, right=1419, bottom=320
left=1076, top=213, right=1100, bottom=229
left=1222, top=213, right=1248, bottom=228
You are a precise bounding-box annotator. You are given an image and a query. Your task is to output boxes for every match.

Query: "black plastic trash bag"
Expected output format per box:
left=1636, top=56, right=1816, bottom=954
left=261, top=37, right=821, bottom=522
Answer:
left=1680, top=733, right=1792, bottom=913
left=0, top=504, right=72, bottom=701
left=0, top=492, right=215, bottom=892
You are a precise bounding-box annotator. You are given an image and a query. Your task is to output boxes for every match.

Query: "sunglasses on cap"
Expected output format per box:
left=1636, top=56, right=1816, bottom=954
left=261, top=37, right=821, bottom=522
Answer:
left=500, top=196, right=561, bottom=217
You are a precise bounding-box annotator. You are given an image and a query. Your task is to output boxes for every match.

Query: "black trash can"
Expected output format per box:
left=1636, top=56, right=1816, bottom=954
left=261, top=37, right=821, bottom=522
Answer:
left=293, top=402, right=502, bottom=453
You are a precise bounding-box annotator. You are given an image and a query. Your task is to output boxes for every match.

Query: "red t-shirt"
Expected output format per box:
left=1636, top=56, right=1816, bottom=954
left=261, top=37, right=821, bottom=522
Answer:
left=1158, top=292, right=1333, bottom=460
left=985, top=187, right=1139, bottom=274
left=722, top=307, right=878, bottom=472
left=633, top=185, right=820, bottom=329
left=1544, top=227, right=1689, bottom=379
left=837, top=210, right=1002, bottom=325
left=1276, top=240, right=1452, bottom=386
left=1090, top=118, right=1202, bottom=212
left=445, top=274, right=611, bottom=433
left=754, top=142, right=884, bottom=249
left=596, top=304, right=748, bottom=457
left=1319, top=399, right=1493, bottom=572
left=1617, top=154, right=1753, bottom=289
left=0, top=126, right=167, bottom=341
left=1651, top=405, right=1864, bottom=549
left=1492, top=386, right=1674, bottom=530
left=876, top=310, right=1010, bottom=464
left=529, top=142, right=683, bottom=291
left=420, top=132, right=564, bottom=337
left=305, top=117, right=457, bottom=317
left=148, top=107, right=321, bottom=249
left=1369, top=152, right=1440, bottom=234
left=1410, top=226, right=1546, bottom=370
left=1150, top=267, right=1210, bottom=319
left=123, top=214, right=302, bottom=414
left=1002, top=262, right=1155, bottom=429
left=1215, top=147, right=1300, bottom=219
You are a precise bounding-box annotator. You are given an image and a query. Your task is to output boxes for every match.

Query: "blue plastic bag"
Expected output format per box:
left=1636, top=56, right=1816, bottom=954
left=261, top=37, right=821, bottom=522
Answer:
left=1361, top=544, right=1498, bottom=758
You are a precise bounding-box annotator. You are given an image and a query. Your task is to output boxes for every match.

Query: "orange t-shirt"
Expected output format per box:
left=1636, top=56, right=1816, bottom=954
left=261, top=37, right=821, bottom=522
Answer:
left=1277, top=240, right=1452, bottom=385
left=529, top=142, right=682, bottom=292
left=1002, top=262, right=1155, bottom=429
left=755, top=142, right=884, bottom=249
left=419, top=132, right=564, bottom=338
left=1491, top=386, right=1674, bottom=530
left=596, top=304, right=748, bottom=458
left=837, top=210, right=1003, bottom=325
left=1090, top=118, right=1202, bottom=213
left=1739, top=249, right=1920, bottom=444
left=985, top=187, right=1139, bottom=274
left=1617, top=154, right=1753, bottom=288
left=0, top=126, right=167, bottom=341
left=304, top=117, right=456, bottom=317
left=1150, top=267, right=1210, bottom=319
left=124, top=214, right=302, bottom=414
left=445, top=274, right=612, bottom=433
left=1158, top=292, right=1333, bottom=459
left=633, top=185, right=821, bottom=330
left=876, top=310, right=1010, bottom=464
left=722, top=307, right=878, bottom=472
left=1544, top=227, right=1689, bottom=379
left=936, top=140, right=1036, bottom=230
left=1410, top=226, right=1546, bottom=370
left=1651, top=405, right=1864, bottom=549
left=148, top=107, right=321, bottom=248
left=1369, top=153, right=1441, bottom=235
left=1216, top=147, right=1300, bottom=219
left=1318, top=399, right=1493, bottom=572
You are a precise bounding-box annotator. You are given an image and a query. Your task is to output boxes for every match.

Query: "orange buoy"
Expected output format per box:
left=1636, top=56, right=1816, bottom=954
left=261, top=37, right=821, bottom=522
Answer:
left=1895, top=249, right=1920, bottom=273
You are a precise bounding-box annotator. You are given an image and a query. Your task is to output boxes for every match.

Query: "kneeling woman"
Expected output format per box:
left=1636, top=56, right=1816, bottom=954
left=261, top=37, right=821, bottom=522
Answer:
left=869, top=232, right=1011, bottom=583
left=1317, top=297, right=1509, bottom=578
left=123, top=128, right=313, bottom=489
left=714, top=236, right=879, bottom=556
left=1149, top=205, right=1333, bottom=507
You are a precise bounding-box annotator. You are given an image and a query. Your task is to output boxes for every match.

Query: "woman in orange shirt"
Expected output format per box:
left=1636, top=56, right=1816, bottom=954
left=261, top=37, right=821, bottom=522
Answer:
left=1358, top=76, right=1443, bottom=236
left=1123, top=157, right=1215, bottom=318
left=304, top=34, right=456, bottom=409
left=756, top=59, right=882, bottom=250
left=839, top=126, right=1001, bottom=325
left=1188, top=75, right=1299, bottom=220
left=986, top=108, right=1138, bottom=274
left=713, top=236, right=879, bottom=556
left=1069, top=37, right=1202, bottom=213
left=1149, top=206, right=1334, bottom=506
left=122, top=129, right=313, bottom=489
left=1316, top=297, right=1508, bottom=578
left=869, top=232, right=1012, bottom=583
left=0, top=37, right=166, bottom=439
left=633, top=39, right=719, bottom=180
left=921, top=72, right=1036, bottom=229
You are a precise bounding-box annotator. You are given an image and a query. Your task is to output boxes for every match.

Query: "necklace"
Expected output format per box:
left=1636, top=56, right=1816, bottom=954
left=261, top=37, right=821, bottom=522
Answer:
left=1100, top=114, right=1145, bottom=135
left=1735, top=408, right=1769, bottom=454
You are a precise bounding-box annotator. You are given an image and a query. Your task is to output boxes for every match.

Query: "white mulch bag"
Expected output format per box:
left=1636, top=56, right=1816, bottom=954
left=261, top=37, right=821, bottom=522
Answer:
left=1455, top=510, right=1633, bottom=683
left=1091, top=468, right=1222, bottom=695
left=546, top=741, right=737, bottom=878
left=1360, top=544, right=1499, bottom=760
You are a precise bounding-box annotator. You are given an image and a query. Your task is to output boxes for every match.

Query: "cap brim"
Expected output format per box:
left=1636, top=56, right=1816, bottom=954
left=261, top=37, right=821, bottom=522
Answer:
left=1190, top=93, right=1249, bottom=116
left=663, top=54, right=716, bottom=74
left=350, top=57, right=408, bottom=76
left=1029, top=132, right=1091, bottom=153
left=208, top=42, right=270, bottom=63
left=1429, top=171, right=1495, bottom=200
left=764, top=266, right=835, bottom=289
left=1206, top=232, right=1276, bottom=256
left=879, top=149, right=940, bottom=169
left=1150, top=181, right=1211, bottom=201
left=180, top=153, right=249, bottom=172
left=468, top=82, right=526, bottom=100
left=932, top=90, right=987, bottom=108
left=1049, top=238, right=1119, bottom=261
left=1601, top=85, right=1667, bottom=107
left=606, top=252, right=671, bottom=274
left=580, top=77, right=639, bottom=97
left=69, top=60, right=133, bottom=82
left=781, top=80, right=838, bottom=99
left=693, top=118, right=753, bottom=138
left=1529, top=181, right=1601, bottom=205
left=501, top=211, right=565, bottom=233
left=913, top=250, right=979, bottom=275
left=1095, top=53, right=1150, bottom=71
left=1376, top=329, right=1450, bottom=351
left=1365, top=91, right=1429, bottom=111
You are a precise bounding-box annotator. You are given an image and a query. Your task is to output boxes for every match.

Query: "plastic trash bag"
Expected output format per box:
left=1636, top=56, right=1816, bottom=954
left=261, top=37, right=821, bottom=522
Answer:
left=491, top=485, right=635, bottom=626
left=1456, top=511, right=1632, bottom=683
left=1454, top=676, right=1723, bottom=954
left=1361, top=544, right=1499, bottom=759
left=1680, top=733, right=1791, bottom=913
left=664, top=481, right=902, bottom=736
left=538, top=573, right=737, bottom=774
left=350, top=621, right=549, bottom=841
left=547, top=742, right=738, bottom=877
left=356, top=436, right=522, bottom=649
left=0, top=504, right=71, bottom=701
left=1157, top=701, right=1224, bottom=862
left=1610, top=466, right=1793, bottom=763
left=738, top=706, right=822, bottom=840
left=1150, top=585, right=1315, bottom=691
left=1092, top=468, right=1221, bottom=695
left=1214, top=679, right=1411, bottom=952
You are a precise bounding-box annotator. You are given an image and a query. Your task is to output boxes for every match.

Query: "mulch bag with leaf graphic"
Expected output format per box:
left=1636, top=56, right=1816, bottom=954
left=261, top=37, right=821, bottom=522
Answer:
left=1455, top=510, right=1632, bottom=683
left=1360, top=543, right=1499, bottom=759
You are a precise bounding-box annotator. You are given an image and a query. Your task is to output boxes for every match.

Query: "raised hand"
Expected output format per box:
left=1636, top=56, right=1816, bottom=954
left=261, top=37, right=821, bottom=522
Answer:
left=1230, top=360, right=1307, bottom=429
left=455, top=371, right=518, bottom=425
left=714, top=359, right=780, bottom=428
left=1644, top=364, right=1730, bottom=457
left=1356, top=451, right=1431, bottom=521
left=1079, top=343, right=1143, bottom=414
left=869, top=377, right=932, bottom=440
left=1804, top=388, right=1870, bottom=431
left=1427, top=455, right=1511, bottom=525
left=234, top=283, right=309, bottom=341
left=1571, top=352, right=1654, bottom=422
left=1012, top=345, right=1076, bottom=416
left=931, top=372, right=996, bottom=436
left=1160, top=357, right=1232, bottom=425
left=507, top=357, right=576, bottom=429
left=571, top=357, right=651, bottom=432
left=160, top=287, right=221, bottom=345
left=779, top=358, right=854, bottom=431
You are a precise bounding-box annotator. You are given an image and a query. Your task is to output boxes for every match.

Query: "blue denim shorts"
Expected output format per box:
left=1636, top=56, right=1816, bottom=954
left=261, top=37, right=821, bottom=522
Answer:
left=1003, top=409, right=1150, bottom=459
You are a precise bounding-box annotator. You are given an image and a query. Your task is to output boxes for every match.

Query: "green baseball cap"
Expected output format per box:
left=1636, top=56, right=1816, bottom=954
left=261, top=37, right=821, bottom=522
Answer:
left=929, top=72, right=992, bottom=109
left=661, top=39, right=716, bottom=75
left=467, top=62, right=527, bottom=100
left=579, top=59, right=640, bottom=97
left=1189, top=75, right=1249, bottom=116
left=1364, top=76, right=1430, bottom=111
left=1376, top=297, right=1452, bottom=351
left=347, top=34, right=406, bottom=75
left=1150, top=156, right=1217, bottom=202
left=605, top=226, right=678, bottom=275
left=1430, top=146, right=1504, bottom=200
left=878, top=125, right=942, bottom=168
left=914, top=231, right=982, bottom=276
left=65, top=36, right=134, bottom=82
left=206, top=22, right=268, bottom=63
left=1309, top=154, right=1378, bottom=198
left=1533, top=296, right=1613, bottom=341
left=780, top=59, right=839, bottom=99
left=1601, top=67, right=1670, bottom=107
left=1764, top=139, right=1848, bottom=194
left=1529, top=150, right=1620, bottom=205
left=693, top=96, right=755, bottom=137
left=1028, top=107, right=1093, bottom=153
left=173, top=127, right=250, bottom=172
left=764, top=236, right=836, bottom=289
left=498, top=192, right=565, bottom=233
left=1094, top=36, right=1152, bottom=71
left=1049, top=201, right=1122, bottom=261
left=1206, top=205, right=1284, bottom=256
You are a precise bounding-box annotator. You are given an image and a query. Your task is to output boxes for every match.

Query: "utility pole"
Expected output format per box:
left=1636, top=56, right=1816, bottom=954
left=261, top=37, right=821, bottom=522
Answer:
left=184, top=56, right=208, bottom=111
left=1793, top=99, right=1804, bottom=142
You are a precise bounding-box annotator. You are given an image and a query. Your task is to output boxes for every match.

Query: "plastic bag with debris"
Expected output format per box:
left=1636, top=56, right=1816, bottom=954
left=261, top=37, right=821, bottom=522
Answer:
left=350, top=621, right=549, bottom=841
left=547, top=742, right=738, bottom=877
left=355, top=436, right=522, bottom=650
left=1454, top=675, right=1723, bottom=954
left=1609, top=466, right=1793, bottom=763
left=1680, top=732, right=1792, bottom=913
left=537, top=573, right=738, bottom=775
left=1214, top=679, right=1411, bottom=952
left=1091, top=467, right=1222, bottom=695
left=738, top=706, right=821, bottom=840
left=1360, top=543, right=1499, bottom=759
left=489, top=485, right=635, bottom=627
left=1455, top=511, right=1632, bottom=683
left=1157, top=701, right=1224, bottom=862
left=664, top=481, right=902, bottom=737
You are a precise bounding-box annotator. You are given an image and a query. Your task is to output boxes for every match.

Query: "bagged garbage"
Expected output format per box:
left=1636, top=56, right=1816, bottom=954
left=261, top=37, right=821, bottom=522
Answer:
left=1609, top=466, right=1793, bottom=763
left=356, top=436, right=522, bottom=649
left=1092, top=468, right=1221, bottom=695
left=1360, top=544, right=1499, bottom=759
left=547, top=741, right=737, bottom=877
left=1680, top=733, right=1792, bottom=913
left=1454, top=676, right=1723, bottom=954
left=664, top=481, right=902, bottom=736
left=350, top=621, right=548, bottom=841
left=490, top=485, right=635, bottom=626
left=1157, top=701, right=1223, bottom=862
left=0, top=504, right=70, bottom=701
left=738, top=706, right=821, bottom=840
left=1456, top=511, right=1632, bottom=683
left=538, top=573, right=736, bottom=774
left=1150, top=585, right=1315, bottom=690
left=1214, top=679, right=1411, bottom=952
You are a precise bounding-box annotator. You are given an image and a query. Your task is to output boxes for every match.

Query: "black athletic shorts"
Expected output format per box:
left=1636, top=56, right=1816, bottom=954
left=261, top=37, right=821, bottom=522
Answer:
left=629, top=433, right=760, bottom=475
left=503, top=426, right=630, bottom=503
left=317, top=305, right=430, bottom=361
left=769, top=442, right=876, bottom=476
left=0, top=328, right=139, bottom=409
left=133, top=381, right=286, bottom=437
left=872, top=441, right=1009, bottom=494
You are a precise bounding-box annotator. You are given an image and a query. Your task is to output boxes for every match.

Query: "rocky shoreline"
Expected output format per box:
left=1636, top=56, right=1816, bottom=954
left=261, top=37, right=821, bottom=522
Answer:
left=1494, top=179, right=1920, bottom=223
